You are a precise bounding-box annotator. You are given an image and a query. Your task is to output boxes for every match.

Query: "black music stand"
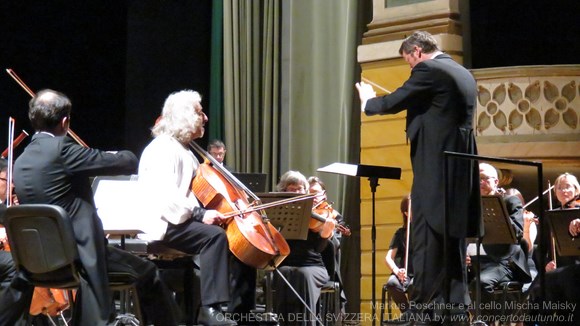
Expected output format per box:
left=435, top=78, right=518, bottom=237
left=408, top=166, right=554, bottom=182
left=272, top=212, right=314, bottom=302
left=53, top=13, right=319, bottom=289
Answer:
left=546, top=209, right=580, bottom=257
left=256, top=192, right=313, bottom=241
left=318, top=162, right=401, bottom=326
left=254, top=192, right=316, bottom=324
left=480, top=195, right=517, bottom=245
left=234, top=173, right=269, bottom=192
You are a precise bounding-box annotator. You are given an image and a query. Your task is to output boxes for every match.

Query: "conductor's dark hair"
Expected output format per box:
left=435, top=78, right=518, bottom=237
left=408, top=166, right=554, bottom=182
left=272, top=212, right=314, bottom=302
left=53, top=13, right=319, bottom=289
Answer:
left=399, top=31, right=440, bottom=55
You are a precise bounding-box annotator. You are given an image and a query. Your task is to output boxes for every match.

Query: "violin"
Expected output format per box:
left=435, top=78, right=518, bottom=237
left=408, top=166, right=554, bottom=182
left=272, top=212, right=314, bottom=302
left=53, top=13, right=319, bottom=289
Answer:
left=563, top=194, right=580, bottom=209
left=310, top=200, right=350, bottom=238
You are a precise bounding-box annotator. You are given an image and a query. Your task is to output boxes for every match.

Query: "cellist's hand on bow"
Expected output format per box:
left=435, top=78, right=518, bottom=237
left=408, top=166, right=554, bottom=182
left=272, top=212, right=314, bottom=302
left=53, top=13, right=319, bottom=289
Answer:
left=202, top=210, right=227, bottom=225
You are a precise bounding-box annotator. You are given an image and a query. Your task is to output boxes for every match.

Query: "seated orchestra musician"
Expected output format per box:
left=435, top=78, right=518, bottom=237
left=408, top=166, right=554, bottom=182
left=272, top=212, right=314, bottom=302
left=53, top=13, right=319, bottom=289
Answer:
left=137, top=90, right=257, bottom=326
left=384, top=195, right=413, bottom=314
left=528, top=173, right=580, bottom=324
left=273, top=170, right=335, bottom=326
left=472, top=163, right=536, bottom=322
left=0, top=89, right=179, bottom=326
left=545, top=173, right=580, bottom=270
left=307, top=176, right=350, bottom=312
left=207, top=139, right=233, bottom=172
left=502, top=188, right=538, bottom=293
left=0, top=159, right=17, bottom=298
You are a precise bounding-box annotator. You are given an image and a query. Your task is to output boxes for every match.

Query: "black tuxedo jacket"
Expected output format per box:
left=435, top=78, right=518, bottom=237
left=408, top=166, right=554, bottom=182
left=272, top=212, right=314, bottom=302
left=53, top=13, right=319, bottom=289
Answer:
left=12, top=133, right=137, bottom=322
left=365, top=54, right=481, bottom=238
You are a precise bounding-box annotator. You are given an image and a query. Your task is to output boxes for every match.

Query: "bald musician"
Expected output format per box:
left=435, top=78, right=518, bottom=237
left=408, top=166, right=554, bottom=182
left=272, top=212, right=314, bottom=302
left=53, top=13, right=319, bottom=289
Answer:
left=0, top=89, right=179, bottom=326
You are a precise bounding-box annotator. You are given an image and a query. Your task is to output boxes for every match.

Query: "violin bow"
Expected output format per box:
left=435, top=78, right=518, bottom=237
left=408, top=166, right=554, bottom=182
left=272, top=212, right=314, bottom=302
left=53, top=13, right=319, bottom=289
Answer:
left=5, top=68, right=89, bottom=148
left=6, top=118, right=15, bottom=206
left=404, top=195, right=411, bottom=280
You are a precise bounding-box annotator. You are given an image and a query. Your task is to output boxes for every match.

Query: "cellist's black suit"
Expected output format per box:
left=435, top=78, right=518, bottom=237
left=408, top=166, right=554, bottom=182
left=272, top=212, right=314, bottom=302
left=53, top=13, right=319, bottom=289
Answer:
left=364, top=54, right=481, bottom=311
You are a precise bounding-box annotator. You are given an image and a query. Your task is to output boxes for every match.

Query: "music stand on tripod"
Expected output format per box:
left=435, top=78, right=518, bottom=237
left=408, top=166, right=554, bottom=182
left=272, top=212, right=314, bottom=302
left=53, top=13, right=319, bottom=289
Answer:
left=318, top=162, right=401, bottom=326
left=255, top=192, right=315, bottom=324
left=546, top=209, right=580, bottom=257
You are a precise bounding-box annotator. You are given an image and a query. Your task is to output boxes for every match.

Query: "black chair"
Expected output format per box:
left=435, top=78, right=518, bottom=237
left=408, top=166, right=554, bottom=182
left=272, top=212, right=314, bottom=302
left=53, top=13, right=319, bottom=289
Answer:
left=3, top=204, right=143, bottom=324
left=380, top=283, right=392, bottom=324
left=495, top=281, right=524, bottom=326
left=318, top=238, right=342, bottom=326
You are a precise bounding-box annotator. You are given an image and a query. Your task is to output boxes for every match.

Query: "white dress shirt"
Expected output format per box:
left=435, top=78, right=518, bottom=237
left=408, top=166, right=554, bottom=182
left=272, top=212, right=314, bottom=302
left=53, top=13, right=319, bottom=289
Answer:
left=137, top=134, right=201, bottom=240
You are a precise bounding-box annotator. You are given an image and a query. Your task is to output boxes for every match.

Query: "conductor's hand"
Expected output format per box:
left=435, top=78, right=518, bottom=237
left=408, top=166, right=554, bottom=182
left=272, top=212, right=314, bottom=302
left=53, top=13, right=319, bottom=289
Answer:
left=355, top=81, right=376, bottom=113
left=202, top=210, right=227, bottom=225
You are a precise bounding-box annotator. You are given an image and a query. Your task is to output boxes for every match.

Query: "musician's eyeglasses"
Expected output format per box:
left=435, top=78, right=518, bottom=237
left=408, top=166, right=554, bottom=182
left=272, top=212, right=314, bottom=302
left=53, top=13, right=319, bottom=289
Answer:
left=556, top=185, right=575, bottom=192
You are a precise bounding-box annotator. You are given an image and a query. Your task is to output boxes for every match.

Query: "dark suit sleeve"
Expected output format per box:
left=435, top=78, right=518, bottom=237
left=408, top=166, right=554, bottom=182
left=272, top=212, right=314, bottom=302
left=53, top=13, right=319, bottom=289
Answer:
left=364, top=63, right=433, bottom=116
left=0, top=204, right=5, bottom=224
left=60, top=137, right=138, bottom=176
left=504, top=195, right=525, bottom=240
left=191, top=206, right=206, bottom=222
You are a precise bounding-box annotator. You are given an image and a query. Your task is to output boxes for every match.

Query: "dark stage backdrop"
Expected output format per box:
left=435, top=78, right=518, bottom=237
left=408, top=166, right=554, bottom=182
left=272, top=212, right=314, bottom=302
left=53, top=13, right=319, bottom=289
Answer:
left=470, top=0, right=579, bottom=69
left=0, top=0, right=213, bottom=156
left=2, top=1, right=577, bottom=154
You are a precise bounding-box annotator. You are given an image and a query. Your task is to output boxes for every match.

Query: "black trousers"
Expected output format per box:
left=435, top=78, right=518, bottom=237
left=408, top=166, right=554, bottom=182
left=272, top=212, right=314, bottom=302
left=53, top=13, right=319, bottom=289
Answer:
left=0, top=250, right=15, bottom=288
left=410, top=211, right=469, bottom=311
left=163, top=218, right=240, bottom=308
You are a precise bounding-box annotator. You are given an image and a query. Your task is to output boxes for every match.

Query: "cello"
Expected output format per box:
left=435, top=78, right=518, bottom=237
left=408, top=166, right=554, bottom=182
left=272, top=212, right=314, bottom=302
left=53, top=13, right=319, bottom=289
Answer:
left=189, top=141, right=290, bottom=269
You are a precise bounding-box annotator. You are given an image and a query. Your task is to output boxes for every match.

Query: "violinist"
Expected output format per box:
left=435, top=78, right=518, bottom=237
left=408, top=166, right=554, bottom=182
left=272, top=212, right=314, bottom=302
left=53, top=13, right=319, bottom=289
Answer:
left=308, top=176, right=349, bottom=311
left=529, top=173, right=580, bottom=325
left=503, top=188, right=538, bottom=293
left=0, top=159, right=17, bottom=297
left=544, top=173, right=580, bottom=272
left=384, top=195, right=413, bottom=314
left=137, top=90, right=244, bottom=326
left=0, top=89, right=179, bottom=326
left=273, top=170, right=330, bottom=326
left=554, top=172, right=580, bottom=210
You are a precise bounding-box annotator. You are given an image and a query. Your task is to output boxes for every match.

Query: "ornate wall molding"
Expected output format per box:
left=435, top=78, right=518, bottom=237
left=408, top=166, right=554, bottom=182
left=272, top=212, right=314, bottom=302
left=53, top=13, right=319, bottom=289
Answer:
left=472, top=65, right=580, bottom=141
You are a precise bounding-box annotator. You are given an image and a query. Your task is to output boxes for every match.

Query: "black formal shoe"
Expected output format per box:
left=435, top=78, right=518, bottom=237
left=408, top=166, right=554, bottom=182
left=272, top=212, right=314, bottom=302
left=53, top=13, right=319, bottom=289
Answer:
left=198, top=306, right=237, bottom=326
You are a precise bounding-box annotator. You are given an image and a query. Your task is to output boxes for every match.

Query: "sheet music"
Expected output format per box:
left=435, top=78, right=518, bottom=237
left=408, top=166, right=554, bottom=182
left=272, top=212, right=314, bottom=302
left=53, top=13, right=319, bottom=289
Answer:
left=93, top=178, right=144, bottom=233
left=317, top=163, right=359, bottom=176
